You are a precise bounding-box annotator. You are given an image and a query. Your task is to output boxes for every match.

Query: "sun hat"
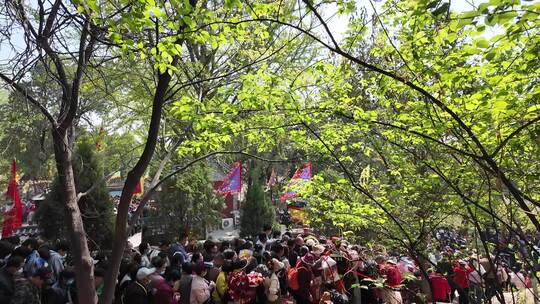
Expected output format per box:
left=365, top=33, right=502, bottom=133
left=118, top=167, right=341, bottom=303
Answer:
left=312, top=245, right=325, bottom=256
left=239, top=249, right=252, bottom=260
left=306, top=239, right=316, bottom=247
left=136, top=267, right=156, bottom=280
left=320, top=256, right=337, bottom=270
left=301, top=253, right=316, bottom=266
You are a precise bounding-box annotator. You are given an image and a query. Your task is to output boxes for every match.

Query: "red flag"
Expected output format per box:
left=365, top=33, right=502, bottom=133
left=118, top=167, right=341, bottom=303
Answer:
left=217, top=162, right=242, bottom=195
left=2, top=160, right=23, bottom=237
left=133, top=177, right=144, bottom=196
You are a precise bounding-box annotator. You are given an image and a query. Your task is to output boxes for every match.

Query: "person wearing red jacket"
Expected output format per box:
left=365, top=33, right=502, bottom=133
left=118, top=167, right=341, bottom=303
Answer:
left=375, top=256, right=403, bottom=304
left=429, top=271, right=452, bottom=303
left=452, top=260, right=473, bottom=304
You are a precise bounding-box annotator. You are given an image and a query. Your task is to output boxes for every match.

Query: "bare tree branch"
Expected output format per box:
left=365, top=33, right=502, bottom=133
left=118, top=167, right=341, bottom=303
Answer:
left=491, top=115, right=540, bottom=157
left=0, top=72, right=57, bottom=125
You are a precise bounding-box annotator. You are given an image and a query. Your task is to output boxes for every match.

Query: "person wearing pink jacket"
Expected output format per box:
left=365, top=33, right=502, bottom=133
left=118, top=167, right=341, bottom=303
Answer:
left=190, top=262, right=215, bottom=304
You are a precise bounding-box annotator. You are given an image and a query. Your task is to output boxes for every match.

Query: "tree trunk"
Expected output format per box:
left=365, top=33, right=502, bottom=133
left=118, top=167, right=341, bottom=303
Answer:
left=52, top=129, right=96, bottom=304
left=101, top=71, right=172, bottom=304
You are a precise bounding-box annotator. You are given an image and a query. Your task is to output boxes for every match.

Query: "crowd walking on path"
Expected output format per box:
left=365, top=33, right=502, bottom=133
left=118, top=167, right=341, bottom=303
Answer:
left=0, top=225, right=538, bottom=304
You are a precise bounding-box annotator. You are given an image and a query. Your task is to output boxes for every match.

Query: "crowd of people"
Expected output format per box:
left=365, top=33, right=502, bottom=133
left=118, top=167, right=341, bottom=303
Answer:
left=0, top=225, right=537, bottom=304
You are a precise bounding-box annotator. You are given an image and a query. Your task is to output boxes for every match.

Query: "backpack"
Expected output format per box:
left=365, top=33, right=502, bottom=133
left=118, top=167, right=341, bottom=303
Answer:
left=287, top=266, right=306, bottom=291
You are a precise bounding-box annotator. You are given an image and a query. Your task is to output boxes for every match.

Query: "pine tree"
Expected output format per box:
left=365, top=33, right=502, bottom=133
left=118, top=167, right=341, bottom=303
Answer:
left=147, top=163, right=222, bottom=242
left=35, top=136, right=114, bottom=249
left=240, top=165, right=275, bottom=238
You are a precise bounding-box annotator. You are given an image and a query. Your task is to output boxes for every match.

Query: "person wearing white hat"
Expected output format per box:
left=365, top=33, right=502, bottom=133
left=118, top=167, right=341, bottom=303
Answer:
left=311, top=245, right=325, bottom=258
left=267, top=258, right=285, bottom=304
left=305, top=239, right=316, bottom=248
left=122, top=267, right=155, bottom=304
left=320, top=256, right=339, bottom=284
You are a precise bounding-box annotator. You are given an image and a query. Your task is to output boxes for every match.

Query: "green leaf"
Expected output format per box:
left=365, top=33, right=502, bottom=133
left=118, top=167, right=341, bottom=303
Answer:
left=478, top=3, right=491, bottom=14
left=497, top=11, right=518, bottom=24
left=87, top=0, right=99, bottom=12
left=456, top=18, right=473, bottom=27
left=485, top=51, right=496, bottom=61
left=485, top=14, right=497, bottom=26
left=182, top=16, right=195, bottom=28
left=463, top=45, right=482, bottom=54
left=527, top=105, right=540, bottom=113
left=474, top=37, right=490, bottom=48
left=493, top=100, right=508, bottom=111
left=151, top=7, right=163, bottom=18
left=460, top=11, right=481, bottom=19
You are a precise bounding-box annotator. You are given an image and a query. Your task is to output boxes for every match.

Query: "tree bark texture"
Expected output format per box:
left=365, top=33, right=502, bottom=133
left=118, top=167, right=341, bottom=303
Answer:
left=101, top=71, right=172, bottom=304
left=52, top=129, right=96, bottom=304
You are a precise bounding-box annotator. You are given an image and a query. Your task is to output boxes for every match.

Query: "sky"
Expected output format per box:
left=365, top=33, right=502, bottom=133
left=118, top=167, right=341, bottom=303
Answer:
left=326, top=0, right=481, bottom=42
left=1, top=0, right=537, bottom=71
left=0, top=0, right=483, bottom=64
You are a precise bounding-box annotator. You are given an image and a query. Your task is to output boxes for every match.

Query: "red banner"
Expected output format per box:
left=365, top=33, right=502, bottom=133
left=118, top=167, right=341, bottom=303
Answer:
left=217, top=162, right=242, bottom=195
left=2, top=160, right=23, bottom=237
